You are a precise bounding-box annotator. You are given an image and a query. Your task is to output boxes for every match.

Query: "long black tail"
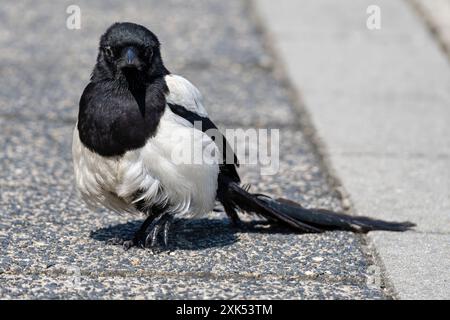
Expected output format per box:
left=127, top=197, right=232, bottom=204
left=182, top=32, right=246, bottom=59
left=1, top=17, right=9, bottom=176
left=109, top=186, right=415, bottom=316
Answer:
left=221, top=182, right=415, bottom=233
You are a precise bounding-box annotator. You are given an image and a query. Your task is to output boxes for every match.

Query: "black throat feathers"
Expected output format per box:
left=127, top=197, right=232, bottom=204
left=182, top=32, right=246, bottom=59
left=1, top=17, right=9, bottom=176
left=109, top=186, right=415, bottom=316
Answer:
left=77, top=76, right=168, bottom=157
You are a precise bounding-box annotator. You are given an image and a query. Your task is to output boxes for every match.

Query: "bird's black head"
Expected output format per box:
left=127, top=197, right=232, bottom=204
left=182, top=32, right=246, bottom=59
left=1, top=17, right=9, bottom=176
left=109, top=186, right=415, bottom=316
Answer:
left=92, top=22, right=169, bottom=84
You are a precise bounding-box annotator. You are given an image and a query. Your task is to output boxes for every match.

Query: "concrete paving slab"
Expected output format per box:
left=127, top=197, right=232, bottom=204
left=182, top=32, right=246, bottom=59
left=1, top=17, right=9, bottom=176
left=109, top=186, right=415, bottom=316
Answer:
left=369, top=232, right=450, bottom=300
left=305, top=98, right=450, bottom=157
left=332, top=155, right=450, bottom=233
left=258, top=0, right=450, bottom=157
left=257, top=0, right=450, bottom=299
left=413, top=0, right=450, bottom=56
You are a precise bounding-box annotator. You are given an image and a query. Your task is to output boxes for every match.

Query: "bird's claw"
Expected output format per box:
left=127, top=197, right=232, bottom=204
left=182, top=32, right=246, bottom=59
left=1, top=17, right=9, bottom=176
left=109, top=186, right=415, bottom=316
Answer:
left=106, top=213, right=173, bottom=252
left=107, top=237, right=141, bottom=251
left=106, top=237, right=125, bottom=246
left=144, top=213, right=172, bottom=250
left=122, top=239, right=136, bottom=251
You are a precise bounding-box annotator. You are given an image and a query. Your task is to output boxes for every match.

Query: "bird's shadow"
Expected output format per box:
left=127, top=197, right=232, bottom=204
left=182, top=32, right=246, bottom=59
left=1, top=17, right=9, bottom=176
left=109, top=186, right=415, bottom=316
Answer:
left=89, top=217, right=292, bottom=251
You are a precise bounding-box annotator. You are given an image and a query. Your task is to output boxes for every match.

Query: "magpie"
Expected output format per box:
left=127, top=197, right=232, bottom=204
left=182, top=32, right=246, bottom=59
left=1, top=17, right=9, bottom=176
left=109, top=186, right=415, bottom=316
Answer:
left=72, top=22, right=414, bottom=250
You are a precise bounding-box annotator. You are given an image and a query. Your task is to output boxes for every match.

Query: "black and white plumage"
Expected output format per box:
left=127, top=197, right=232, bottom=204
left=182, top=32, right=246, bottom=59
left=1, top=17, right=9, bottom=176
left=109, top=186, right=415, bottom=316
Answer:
left=72, top=22, right=414, bottom=250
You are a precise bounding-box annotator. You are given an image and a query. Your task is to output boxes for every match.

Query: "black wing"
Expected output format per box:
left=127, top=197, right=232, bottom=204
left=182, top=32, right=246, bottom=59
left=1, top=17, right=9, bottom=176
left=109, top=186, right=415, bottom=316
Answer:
left=168, top=103, right=240, bottom=184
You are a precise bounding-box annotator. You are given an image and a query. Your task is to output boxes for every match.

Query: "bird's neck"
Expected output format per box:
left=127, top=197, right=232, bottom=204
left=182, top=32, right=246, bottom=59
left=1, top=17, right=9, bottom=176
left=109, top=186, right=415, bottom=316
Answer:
left=120, top=69, right=148, bottom=92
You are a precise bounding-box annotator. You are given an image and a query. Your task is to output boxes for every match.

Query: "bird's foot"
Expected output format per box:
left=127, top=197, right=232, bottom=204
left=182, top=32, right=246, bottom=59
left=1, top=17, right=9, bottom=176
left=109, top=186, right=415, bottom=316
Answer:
left=144, top=213, right=172, bottom=251
left=106, top=212, right=173, bottom=252
left=229, top=216, right=245, bottom=229
left=106, top=237, right=127, bottom=246
left=106, top=236, right=139, bottom=250
left=115, top=214, right=173, bottom=252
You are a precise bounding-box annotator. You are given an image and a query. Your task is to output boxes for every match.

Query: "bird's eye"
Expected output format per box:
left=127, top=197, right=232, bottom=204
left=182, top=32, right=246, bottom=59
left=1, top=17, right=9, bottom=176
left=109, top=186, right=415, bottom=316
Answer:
left=103, top=46, right=113, bottom=58
left=145, top=47, right=153, bottom=59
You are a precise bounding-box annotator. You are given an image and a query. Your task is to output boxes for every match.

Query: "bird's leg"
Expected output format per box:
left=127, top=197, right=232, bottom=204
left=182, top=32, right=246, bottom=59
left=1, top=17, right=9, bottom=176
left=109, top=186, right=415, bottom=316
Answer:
left=162, top=219, right=171, bottom=247
left=223, top=203, right=243, bottom=227
left=110, top=204, right=173, bottom=251
left=121, top=214, right=155, bottom=250
left=144, top=212, right=173, bottom=250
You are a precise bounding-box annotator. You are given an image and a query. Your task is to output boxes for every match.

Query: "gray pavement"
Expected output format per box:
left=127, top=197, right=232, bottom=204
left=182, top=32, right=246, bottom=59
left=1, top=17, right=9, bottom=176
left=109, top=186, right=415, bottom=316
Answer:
left=257, top=0, right=450, bottom=299
left=413, top=0, right=450, bottom=57
left=0, top=0, right=390, bottom=299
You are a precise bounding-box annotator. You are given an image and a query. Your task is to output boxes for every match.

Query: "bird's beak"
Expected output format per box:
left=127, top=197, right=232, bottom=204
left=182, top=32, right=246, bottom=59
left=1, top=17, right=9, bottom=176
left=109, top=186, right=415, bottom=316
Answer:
left=121, top=47, right=139, bottom=69
left=126, top=47, right=137, bottom=64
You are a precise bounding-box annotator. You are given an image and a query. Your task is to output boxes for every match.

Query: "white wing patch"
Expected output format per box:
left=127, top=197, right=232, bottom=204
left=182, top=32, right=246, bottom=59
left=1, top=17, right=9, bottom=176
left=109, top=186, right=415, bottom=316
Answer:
left=165, top=74, right=208, bottom=117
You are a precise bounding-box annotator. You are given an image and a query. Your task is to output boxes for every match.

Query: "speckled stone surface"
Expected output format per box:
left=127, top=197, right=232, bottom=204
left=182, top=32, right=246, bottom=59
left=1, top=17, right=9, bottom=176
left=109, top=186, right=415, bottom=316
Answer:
left=0, top=274, right=385, bottom=300
left=0, top=0, right=388, bottom=299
